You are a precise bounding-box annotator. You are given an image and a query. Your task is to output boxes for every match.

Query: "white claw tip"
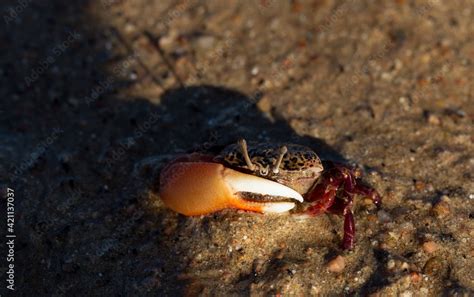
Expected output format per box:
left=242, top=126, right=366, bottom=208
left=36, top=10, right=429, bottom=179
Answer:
left=262, top=202, right=296, bottom=213
left=225, top=170, right=304, bottom=202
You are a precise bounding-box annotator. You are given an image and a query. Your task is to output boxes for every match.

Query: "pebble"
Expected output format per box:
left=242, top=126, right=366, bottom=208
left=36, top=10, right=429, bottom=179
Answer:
left=327, top=255, right=345, bottom=273
left=251, top=66, right=259, bottom=75
left=196, top=35, right=215, bottom=49
left=410, top=272, right=422, bottom=283
left=422, top=241, right=439, bottom=253
left=124, top=23, right=136, bottom=33
left=311, top=286, right=321, bottom=294
left=431, top=199, right=450, bottom=218
left=423, top=256, right=445, bottom=276
left=400, top=262, right=410, bottom=270
left=427, top=114, right=441, bottom=125
left=414, top=180, right=426, bottom=191
left=367, top=214, right=378, bottom=222
left=400, top=291, right=413, bottom=297
left=256, top=95, right=272, bottom=114
left=159, top=34, right=176, bottom=49
left=386, top=259, right=396, bottom=270
left=377, top=210, right=392, bottom=223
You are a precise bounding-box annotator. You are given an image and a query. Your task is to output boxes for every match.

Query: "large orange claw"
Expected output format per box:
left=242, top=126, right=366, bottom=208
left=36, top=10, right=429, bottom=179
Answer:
left=159, top=157, right=303, bottom=216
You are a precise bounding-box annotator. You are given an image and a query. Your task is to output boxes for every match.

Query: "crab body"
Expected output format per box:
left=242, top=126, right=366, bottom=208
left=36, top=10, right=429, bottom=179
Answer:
left=216, top=141, right=323, bottom=194
left=159, top=139, right=381, bottom=250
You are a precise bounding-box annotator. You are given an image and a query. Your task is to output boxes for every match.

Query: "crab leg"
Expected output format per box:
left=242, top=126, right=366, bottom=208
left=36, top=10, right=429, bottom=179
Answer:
left=304, top=163, right=364, bottom=249
left=342, top=206, right=355, bottom=250
left=353, top=184, right=382, bottom=208
left=305, top=178, right=341, bottom=215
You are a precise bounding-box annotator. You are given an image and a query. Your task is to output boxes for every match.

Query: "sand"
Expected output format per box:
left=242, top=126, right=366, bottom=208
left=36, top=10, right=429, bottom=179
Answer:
left=0, top=0, right=473, bottom=296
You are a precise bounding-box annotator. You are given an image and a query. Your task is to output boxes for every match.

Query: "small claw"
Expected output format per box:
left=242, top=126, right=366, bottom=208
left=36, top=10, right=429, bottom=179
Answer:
left=159, top=160, right=303, bottom=216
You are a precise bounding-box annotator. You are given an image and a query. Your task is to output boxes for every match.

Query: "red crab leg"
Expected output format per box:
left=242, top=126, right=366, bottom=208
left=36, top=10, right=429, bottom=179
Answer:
left=353, top=184, right=382, bottom=208
left=342, top=207, right=355, bottom=250
left=308, top=164, right=359, bottom=249
left=324, top=192, right=356, bottom=250
left=305, top=178, right=341, bottom=216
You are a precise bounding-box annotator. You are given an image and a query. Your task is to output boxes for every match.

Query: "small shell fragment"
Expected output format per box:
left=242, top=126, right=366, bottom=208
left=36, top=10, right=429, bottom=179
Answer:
left=327, top=255, right=345, bottom=273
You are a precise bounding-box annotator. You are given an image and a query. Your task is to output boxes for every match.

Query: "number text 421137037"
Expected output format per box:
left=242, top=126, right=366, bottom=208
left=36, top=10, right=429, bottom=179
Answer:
left=6, top=187, right=15, bottom=291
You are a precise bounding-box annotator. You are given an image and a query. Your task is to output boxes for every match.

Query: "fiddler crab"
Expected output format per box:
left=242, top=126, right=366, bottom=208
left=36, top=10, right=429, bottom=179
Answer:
left=159, top=139, right=381, bottom=250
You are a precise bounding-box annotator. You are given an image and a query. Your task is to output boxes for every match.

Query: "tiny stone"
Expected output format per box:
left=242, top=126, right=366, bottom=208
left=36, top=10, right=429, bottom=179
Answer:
left=367, top=214, right=378, bottom=222
left=423, top=256, right=445, bottom=276
left=410, top=272, right=422, bottom=283
left=414, top=180, right=426, bottom=191
left=401, top=262, right=410, bottom=270
left=257, top=95, right=272, bottom=113
left=440, top=195, right=451, bottom=202
left=431, top=200, right=450, bottom=218
left=363, top=198, right=376, bottom=207
left=124, top=23, right=135, bottom=33
left=387, top=259, right=396, bottom=270
left=159, top=34, right=175, bottom=49
left=196, top=35, right=215, bottom=49
left=421, top=53, right=431, bottom=64
left=129, top=71, right=138, bottom=80
left=427, top=114, right=441, bottom=125
left=381, top=72, right=392, bottom=81
left=327, top=255, right=345, bottom=273
left=422, top=241, right=439, bottom=253
left=251, top=66, right=259, bottom=75
left=311, top=286, right=321, bottom=293
left=426, top=184, right=435, bottom=192
left=377, top=210, right=392, bottom=223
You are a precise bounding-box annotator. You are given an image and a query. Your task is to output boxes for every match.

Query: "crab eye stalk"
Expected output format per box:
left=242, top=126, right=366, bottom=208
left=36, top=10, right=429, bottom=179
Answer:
left=238, top=138, right=256, bottom=171
left=272, top=145, right=288, bottom=174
